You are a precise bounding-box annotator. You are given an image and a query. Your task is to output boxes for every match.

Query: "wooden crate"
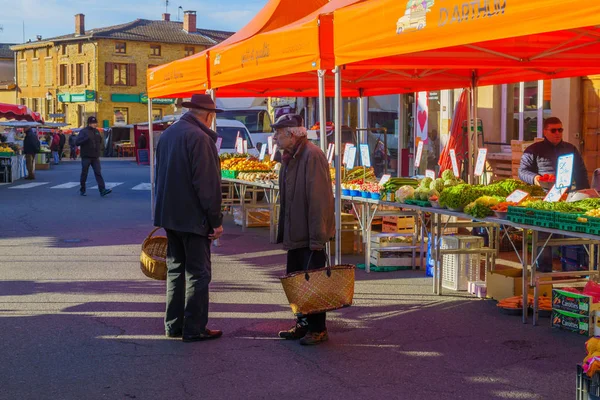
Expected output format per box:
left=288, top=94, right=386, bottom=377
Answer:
left=370, top=248, right=414, bottom=267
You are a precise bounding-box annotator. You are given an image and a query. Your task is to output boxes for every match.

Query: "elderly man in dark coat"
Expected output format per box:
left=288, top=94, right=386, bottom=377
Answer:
left=274, top=114, right=335, bottom=346
left=154, top=94, right=224, bottom=342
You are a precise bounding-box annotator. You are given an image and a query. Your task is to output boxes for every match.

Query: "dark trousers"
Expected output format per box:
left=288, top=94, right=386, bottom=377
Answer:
left=165, top=230, right=212, bottom=335
left=70, top=146, right=77, bottom=160
left=80, top=157, right=105, bottom=192
left=287, top=248, right=327, bottom=332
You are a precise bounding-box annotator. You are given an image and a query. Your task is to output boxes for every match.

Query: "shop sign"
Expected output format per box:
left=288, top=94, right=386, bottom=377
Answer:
left=113, top=108, right=128, bottom=127
left=449, top=149, right=459, bottom=177
left=425, top=170, right=435, bottom=179
left=360, top=144, right=371, bottom=168
left=544, top=185, right=568, bottom=203
left=416, top=91, right=428, bottom=140
left=506, top=190, right=529, bottom=204
left=140, top=93, right=175, bottom=104
left=259, top=142, right=267, bottom=161
left=58, top=90, right=96, bottom=103
left=346, top=146, right=357, bottom=169
left=474, top=148, right=488, bottom=176
left=414, top=140, right=424, bottom=167
left=379, top=174, right=391, bottom=186
left=556, top=153, right=574, bottom=189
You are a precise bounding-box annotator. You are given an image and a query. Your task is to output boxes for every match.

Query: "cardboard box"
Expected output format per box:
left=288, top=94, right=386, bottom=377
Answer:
left=552, top=309, right=594, bottom=336
left=486, top=267, right=553, bottom=300
left=552, top=289, right=599, bottom=316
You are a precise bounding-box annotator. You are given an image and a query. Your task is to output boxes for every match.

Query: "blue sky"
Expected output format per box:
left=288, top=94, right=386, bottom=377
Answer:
left=0, top=0, right=268, bottom=44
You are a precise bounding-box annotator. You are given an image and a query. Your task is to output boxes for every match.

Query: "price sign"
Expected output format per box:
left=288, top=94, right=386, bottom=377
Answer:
left=243, top=140, right=248, bottom=154
left=360, top=144, right=371, bottom=168
left=556, top=153, right=574, bottom=189
left=379, top=174, right=392, bottom=186
left=259, top=143, right=267, bottom=161
left=342, top=143, right=352, bottom=165
left=346, top=146, right=357, bottom=169
left=268, top=136, right=274, bottom=154
left=449, top=149, right=459, bottom=178
left=215, top=137, right=223, bottom=152
left=474, top=148, right=488, bottom=177
left=235, top=137, right=243, bottom=154
left=414, top=141, right=424, bottom=168
left=327, top=143, right=334, bottom=165
left=425, top=169, right=435, bottom=179
left=544, top=185, right=568, bottom=203
left=506, top=189, right=529, bottom=204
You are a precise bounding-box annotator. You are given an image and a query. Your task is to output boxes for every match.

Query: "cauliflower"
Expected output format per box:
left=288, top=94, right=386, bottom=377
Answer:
left=430, top=178, right=445, bottom=192
left=395, top=185, right=415, bottom=202
left=441, top=169, right=456, bottom=181
left=420, top=177, right=433, bottom=189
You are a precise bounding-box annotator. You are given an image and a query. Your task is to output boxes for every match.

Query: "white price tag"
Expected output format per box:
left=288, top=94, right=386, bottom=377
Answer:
left=235, top=137, right=243, bottom=154
left=215, top=137, right=222, bottom=152
left=346, top=146, right=357, bottom=169
left=379, top=174, right=391, bottom=185
left=259, top=143, right=267, bottom=161
left=342, top=143, right=352, bottom=165
left=449, top=149, right=459, bottom=178
left=360, top=144, right=371, bottom=168
left=506, top=189, right=529, bottom=204
left=268, top=136, right=274, bottom=154
left=243, top=140, right=248, bottom=154
left=327, top=143, right=334, bottom=165
left=425, top=169, right=435, bottom=179
left=556, top=153, right=574, bottom=189
left=544, top=185, right=568, bottom=203
left=474, top=148, right=488, bottom=177
left=414, top=141, right=424, bottom=168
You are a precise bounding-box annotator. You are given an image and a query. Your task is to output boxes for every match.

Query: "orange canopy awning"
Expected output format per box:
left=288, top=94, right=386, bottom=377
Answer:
left=332, top=0, right=600, bottom=95
left=147, top=0, right=331, bottom=99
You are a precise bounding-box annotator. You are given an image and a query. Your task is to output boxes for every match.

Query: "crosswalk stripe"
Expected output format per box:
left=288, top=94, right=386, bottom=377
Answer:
left=131, top=183, right=152, bottom=191
left=91, top=182, right=123, bottom=190
left=50, top=182, right=80, bottom=189
left=8, top=182, right=49, bottom=189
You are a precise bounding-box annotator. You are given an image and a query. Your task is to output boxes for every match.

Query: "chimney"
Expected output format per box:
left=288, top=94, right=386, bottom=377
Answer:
left=162, top=13, right=170, bottom=21
left=183, top=11, right=196, bottom=33
left=75, top=14, right=85, bottom=36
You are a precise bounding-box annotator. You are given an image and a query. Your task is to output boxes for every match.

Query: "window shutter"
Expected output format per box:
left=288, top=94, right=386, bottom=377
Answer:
left=84, top=63, right=89, bottom=86
left=128, top=64, right=137, bottom=87
left=105, top=62, right=113, bottom=85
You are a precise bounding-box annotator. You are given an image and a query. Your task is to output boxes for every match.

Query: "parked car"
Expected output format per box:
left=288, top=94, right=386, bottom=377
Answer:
left=216, top=118, right=260, bottom=157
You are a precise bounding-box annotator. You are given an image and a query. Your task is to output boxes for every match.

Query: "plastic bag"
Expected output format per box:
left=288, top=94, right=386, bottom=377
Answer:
left=583, top=281, right=600, bottom=303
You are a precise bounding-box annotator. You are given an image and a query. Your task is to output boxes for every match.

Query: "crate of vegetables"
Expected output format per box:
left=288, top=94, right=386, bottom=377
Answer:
left=507, top=206, right=557, bottom=228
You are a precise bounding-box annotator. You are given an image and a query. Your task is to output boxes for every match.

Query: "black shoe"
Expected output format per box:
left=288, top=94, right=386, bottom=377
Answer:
left=182, top=329, right=223, bottom=342
left=100, top=188, right=112, bottom=197
left=80, top=190, right=86, bottom=196
left=278, top=322, right=309, bottom=340
left=166, top=330, right=182, bottom=338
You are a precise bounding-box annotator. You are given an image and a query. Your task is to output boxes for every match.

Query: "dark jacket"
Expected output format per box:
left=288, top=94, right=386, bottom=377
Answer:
left=23, top=131, right=40, bottom=155
left=75, top=127, right=103, bottom=158
left=519, top=138, right=590, bottom=190
left=277, top=138, right=335, bottom=251
left=138, top=134, right=147, bottom=149
left=59, top=133, right=66, bottom=149
left=68, top=134, right=77, bottom=147
left=154, top=112, right=223, bottom=236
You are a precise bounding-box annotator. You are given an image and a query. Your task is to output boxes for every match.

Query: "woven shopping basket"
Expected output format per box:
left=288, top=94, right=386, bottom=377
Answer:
left=140, top=227, right=168, bottom=280
left=280, top=253, right=355, bottom=317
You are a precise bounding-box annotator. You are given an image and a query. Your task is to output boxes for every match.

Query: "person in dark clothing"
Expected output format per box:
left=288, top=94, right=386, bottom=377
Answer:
left=23, top=128, right=40, bottom=180
left=519, top=117, right=590, bottom=190
left=58, top=132, right=66, bottom=160
left=154, top=94, right=224, bottom=343
left=76, top=116, right=111, bottom=197
left=68, top=134, right=78, bottom=160
left=138, top=132, right=147, bottom=149
left=274, top=114, right=336, bottom=346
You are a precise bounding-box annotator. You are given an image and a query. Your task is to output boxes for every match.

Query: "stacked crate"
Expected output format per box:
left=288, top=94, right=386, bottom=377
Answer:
left=511, top=139, right=543, bottom=179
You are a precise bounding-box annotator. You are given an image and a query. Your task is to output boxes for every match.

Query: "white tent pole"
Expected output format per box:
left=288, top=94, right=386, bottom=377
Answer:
left=466, top=88, right=472, bottom=184
left=334, top=67, right=342, bottom=265
left=472, top=78, right=479, bottom=184
left=148, top=98, right=155, bottom=219
left=397, top=94, right=405, bottom=177
left=358, top=89, right=368, bottom=146
left=209, top=89, right=217, bottom=131
left=318, top=70, right=327, bottom=152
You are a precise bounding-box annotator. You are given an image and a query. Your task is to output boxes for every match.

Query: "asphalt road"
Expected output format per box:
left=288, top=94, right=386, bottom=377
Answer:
left=0, top=160, right=586, bottom=400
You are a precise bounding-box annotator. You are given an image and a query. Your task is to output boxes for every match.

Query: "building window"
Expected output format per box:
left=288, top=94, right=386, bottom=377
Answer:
left=32, top=63, right=39, bottom=86
left=114, top=108, right=128, bottom=126
left=184, top=47, right=195, bottom=57
left=32, top=98, right=39, bottom=113
left=115, top=42, right=126, bottom=54
left=33, top=49, right=38, bottom=59
left=20, top=64, right=27, bottom=86
left=78, top=43, right=83, bottom=54
left=61, top=45, right=67, bottom=56
left=152, top=108, right=163, bottom=121
left=45, top=61, right=52, bottom=86
left=45, top=98, right=52, bottom=118
left=20, top=51, right=25, bottom=60
left=105, top=63, right=136, bottom=87
left=20, top=98, right=26, bottom=106
left=59, top=64, right=68, bottom=86
left=46, top=48, right=51, bottom=57
left=150, top=45, right=161, bottom=56
left=87, top=64, right=91, bottom=86
left=502, top=80, right=552, bottom=143
left=76, top=63, right=85, bottom=85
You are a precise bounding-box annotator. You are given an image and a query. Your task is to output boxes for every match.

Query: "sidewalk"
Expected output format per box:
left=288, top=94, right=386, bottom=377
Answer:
left=0, top=215, right=585, bottom=399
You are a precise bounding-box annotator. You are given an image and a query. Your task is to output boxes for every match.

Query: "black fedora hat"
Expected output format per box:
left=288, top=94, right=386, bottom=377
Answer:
left=182, top=94, right=223, bottom=113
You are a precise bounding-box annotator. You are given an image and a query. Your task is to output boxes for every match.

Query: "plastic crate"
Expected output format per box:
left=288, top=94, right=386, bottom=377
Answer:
left=577, top=364, right=600, bottom=400
left=556, top=213, right=587, bottom=233
left=507, top=206, right=556, bottom=228
left=441, top=235, right=484, bottom=291
left=586, top=216, right=600, bottom=236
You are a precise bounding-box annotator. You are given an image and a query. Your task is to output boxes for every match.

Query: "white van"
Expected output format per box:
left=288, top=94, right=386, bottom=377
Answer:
left=216, top=118, right=260, bottom=157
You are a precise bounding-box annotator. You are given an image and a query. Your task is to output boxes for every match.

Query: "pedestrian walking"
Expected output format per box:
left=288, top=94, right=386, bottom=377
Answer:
left=76, top=117, right=111, bottom=197
left=58, top=132, right=66, bottom=160
left=50, top=132, right=60, bottom=165
left=154, top=94, right=224, bottom=342
left=23, top=128, right=40, bottom=180
left=68, top=133, right=78, bottom=160
left=138, top=132, right=147, bottom=149
left=274, top=114, right=335, bottom=346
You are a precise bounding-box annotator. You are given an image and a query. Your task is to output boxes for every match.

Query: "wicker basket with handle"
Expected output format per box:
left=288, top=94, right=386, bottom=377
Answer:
left=280, top=253, right=355, bottom=317
left=140, top=227, right=168, bottom=280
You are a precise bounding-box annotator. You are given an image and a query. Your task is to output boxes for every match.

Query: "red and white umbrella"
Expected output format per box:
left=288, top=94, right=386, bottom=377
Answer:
left=0, top=103, right=44, bottom=123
